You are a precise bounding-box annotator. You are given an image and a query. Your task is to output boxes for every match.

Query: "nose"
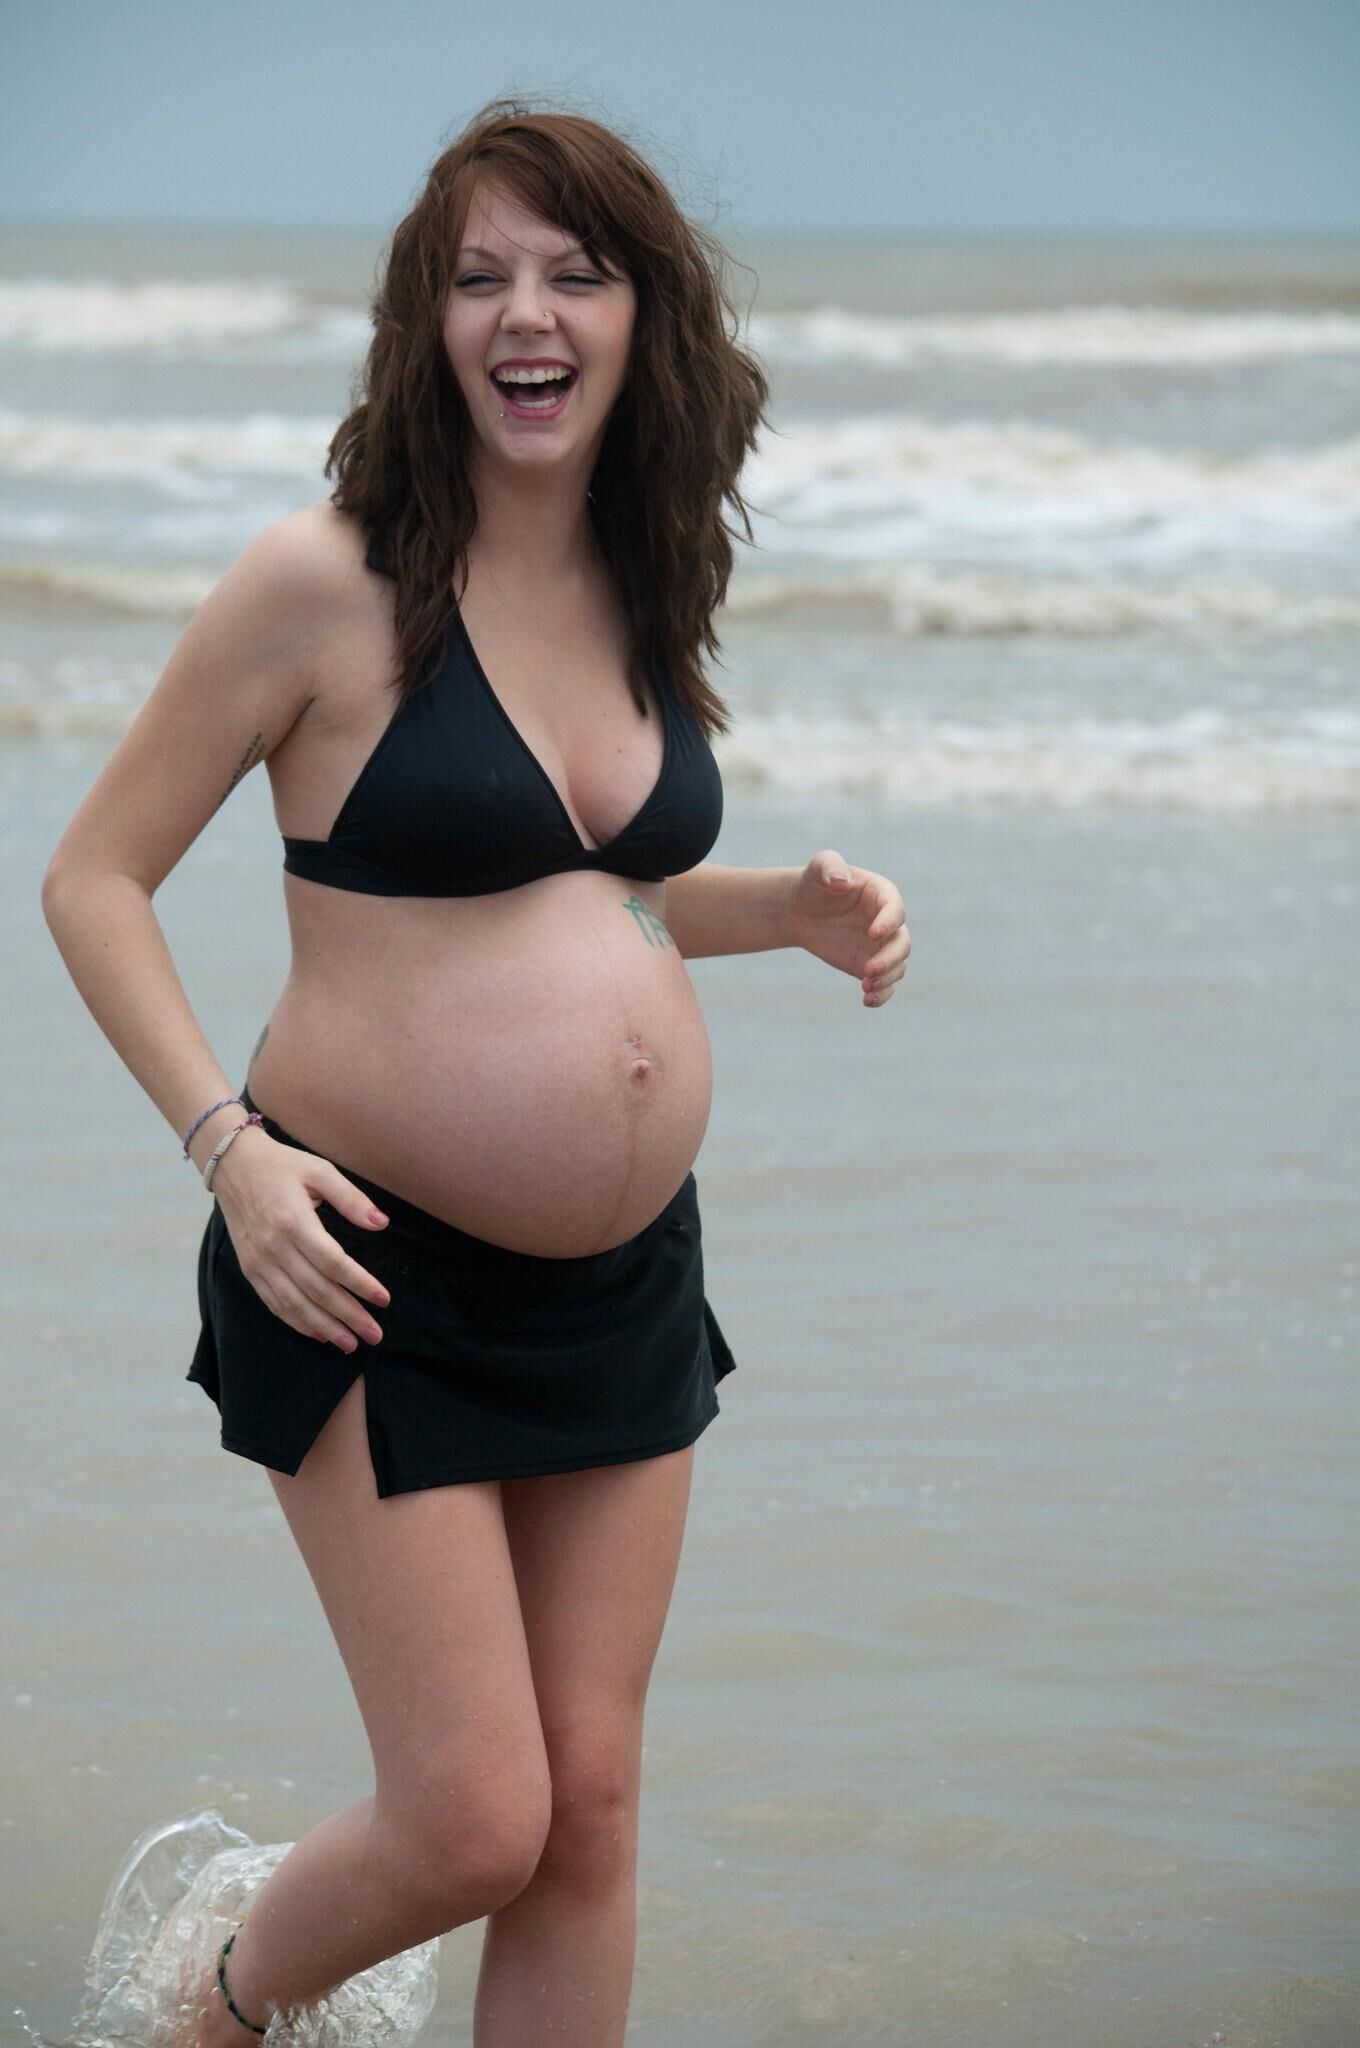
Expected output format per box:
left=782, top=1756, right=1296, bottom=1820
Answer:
left=502, top=274, right=554, bottom=337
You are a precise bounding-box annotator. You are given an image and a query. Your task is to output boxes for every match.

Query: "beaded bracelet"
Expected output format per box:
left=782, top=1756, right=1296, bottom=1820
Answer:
left=182, top=1096, right=244, bottom=1161
left=202, top=1113, right=265, bottom=1192
left=216, top=1926, right=267, bottom=2034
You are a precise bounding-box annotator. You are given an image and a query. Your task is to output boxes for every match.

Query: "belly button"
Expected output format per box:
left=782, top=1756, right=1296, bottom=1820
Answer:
left=623, top=1031, right=657, bottom=1084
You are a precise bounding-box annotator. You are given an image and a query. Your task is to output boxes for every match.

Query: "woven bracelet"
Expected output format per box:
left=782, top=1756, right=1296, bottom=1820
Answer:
left=182, top=1096, right=244, bottom=1161
left=202, top=1113, right=265, bottom=1193
left=216, top=1926, right=267, bottom=2035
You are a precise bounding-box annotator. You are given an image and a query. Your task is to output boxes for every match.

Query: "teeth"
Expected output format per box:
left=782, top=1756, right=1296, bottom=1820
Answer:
left=494, top=366, right=573, bottom=385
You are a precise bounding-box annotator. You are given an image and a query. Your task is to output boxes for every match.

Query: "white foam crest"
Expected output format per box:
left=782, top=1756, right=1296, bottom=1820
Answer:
left=0, top=407, right=332, bottom=481
left=725, top=562, right=1360, bottom=636
left=5, top=553, right=1357, bottom=639
left=1, top=557, right=215, bottom=615
left=746, top=413, right=1360, bottom=551
left=0, top=651, right=160, bottom=733
left=0, top=276, right=321, bottom=352
left=747, top=302, right=1360, bottom=369
left=6, top=404, right=1357, bottom=557
left=0, top=699, right=140, bottom=736
left=7, top=282, right=1357, bottom=372
left=9, top=277, right=1358, bottom=371
left=713, top=706, right=1360, bottom=812
left=6, top=661, right=1355, bottom=811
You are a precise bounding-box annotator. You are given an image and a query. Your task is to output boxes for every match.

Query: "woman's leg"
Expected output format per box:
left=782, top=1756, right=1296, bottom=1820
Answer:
left=473, top=1444, right=697, bottom=2048
left=183, top=1376, right=554, bottom=2048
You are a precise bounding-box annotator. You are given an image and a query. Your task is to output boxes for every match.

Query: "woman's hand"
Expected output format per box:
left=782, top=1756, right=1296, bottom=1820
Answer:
left=788, top=849, right=911, bottom=1008
left=209, top=1131, right=393, bottom=1353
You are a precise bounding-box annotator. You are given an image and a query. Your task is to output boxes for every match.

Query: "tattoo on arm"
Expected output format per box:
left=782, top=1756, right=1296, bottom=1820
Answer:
left=621, top=894, right=675, bottom=949
left=214, top=732, right=265, bottom=814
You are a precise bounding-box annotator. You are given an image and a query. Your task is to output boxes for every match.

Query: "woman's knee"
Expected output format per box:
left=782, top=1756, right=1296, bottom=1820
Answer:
left=376, top=1752, right=554, bottom=1919
left=536, top=1718, right=642, bottom=1892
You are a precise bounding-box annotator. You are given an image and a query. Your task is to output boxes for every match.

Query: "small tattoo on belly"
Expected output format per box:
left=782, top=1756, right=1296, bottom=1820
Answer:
left=621, top=893, right=674, bottom=948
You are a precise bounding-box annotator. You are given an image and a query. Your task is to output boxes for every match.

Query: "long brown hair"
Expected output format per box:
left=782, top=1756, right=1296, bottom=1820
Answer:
left=325, top=98, right=772, bottom=739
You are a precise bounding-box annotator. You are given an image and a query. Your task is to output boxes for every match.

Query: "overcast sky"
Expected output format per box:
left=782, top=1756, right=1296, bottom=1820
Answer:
left=5, top=0, right=1358, bottom=237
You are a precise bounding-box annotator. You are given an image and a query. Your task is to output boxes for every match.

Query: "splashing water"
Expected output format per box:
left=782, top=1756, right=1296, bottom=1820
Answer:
left=62, top=1809, right=439, bottom=2048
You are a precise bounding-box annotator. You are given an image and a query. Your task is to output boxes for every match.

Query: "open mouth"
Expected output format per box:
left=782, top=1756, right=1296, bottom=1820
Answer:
left=489, top=368, right=578, bottom=419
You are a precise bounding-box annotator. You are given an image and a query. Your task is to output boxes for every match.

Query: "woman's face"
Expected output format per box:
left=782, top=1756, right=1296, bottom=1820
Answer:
left=443, top=177, right=636, bottom=483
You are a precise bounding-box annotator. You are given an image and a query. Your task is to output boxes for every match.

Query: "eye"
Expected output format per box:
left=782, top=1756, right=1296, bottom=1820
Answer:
left=455, top=271, right=603, bottom=288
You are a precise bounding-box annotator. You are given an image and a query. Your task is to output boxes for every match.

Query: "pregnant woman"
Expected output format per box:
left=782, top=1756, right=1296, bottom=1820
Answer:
left=44, top=101, right=909, bottom=2048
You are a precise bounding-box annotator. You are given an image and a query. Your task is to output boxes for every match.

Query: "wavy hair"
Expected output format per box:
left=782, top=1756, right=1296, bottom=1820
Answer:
left=325, top=98, right=772, bottom=739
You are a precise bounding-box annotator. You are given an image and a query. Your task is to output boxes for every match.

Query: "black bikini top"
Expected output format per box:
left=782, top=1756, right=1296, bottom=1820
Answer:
left=281, top=530, right=724, bottom=898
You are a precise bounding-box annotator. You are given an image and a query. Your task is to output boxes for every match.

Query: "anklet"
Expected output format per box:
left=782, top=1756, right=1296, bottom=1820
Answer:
left=216, top=1927, right=267, bottom=2035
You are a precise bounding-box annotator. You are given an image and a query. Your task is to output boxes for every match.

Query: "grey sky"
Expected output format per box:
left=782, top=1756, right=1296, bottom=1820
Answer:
left=5, top=0, right=1358, bottom=236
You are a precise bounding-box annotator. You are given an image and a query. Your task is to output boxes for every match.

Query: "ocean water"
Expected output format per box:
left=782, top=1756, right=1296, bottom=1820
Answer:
left=3, top=223, right=1359, bottom=810
left=2, top=222, right=1357, bottom=2045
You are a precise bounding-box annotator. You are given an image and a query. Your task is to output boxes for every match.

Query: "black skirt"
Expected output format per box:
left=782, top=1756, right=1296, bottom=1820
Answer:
left=186, top=1087, right=735, bottom=1499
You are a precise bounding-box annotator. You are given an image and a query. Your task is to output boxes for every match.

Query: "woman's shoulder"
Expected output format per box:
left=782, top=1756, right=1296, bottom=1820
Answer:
left=222, top=504, right=389, bottom=737
left=247, top=499, right=374, bottom=613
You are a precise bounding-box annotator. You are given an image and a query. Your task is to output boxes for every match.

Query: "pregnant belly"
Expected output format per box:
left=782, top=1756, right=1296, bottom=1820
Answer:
left=251, top=874, right=714, bottom=1256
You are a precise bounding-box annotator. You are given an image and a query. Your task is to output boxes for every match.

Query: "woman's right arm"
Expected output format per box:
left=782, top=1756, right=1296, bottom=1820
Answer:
left=41, top=511, right=391, bottom=1355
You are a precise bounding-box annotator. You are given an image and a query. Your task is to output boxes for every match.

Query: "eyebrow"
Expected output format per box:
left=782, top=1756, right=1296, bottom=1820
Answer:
left=456, top=243, right=589, bottom=261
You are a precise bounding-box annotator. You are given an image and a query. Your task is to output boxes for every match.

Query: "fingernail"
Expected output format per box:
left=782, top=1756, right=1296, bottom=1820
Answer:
left=369, top=1209, right=388, bottom=1225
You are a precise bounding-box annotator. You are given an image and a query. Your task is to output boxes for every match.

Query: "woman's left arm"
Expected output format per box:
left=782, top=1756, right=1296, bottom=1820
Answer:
left=665, top=849, right=910, bottom=1009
